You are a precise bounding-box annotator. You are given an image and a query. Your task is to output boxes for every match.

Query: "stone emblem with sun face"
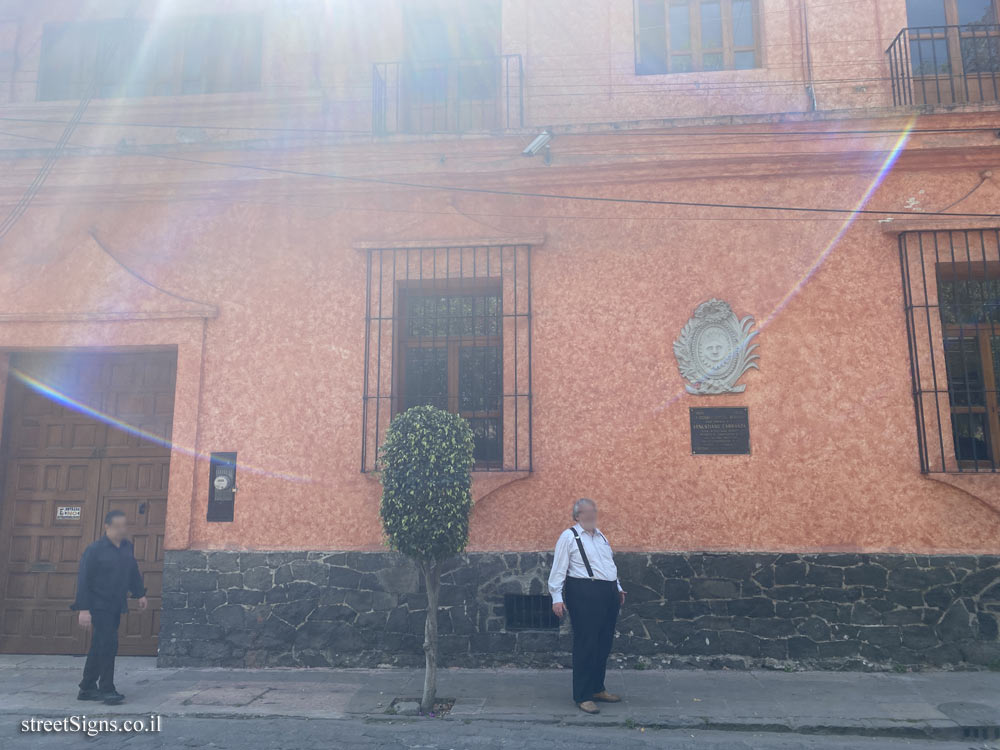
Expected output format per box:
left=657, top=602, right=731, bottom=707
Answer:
left=673, top=299, right=759, bottom=395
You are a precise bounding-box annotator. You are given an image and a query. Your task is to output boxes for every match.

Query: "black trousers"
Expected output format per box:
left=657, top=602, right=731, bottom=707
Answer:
left=79, top=609, right=121, bottom=692
left=564, top=576, right=620, bottom=703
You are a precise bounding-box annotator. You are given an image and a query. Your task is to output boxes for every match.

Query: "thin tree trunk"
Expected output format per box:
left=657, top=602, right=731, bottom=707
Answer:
left=420, top=560, right=440, bottom=713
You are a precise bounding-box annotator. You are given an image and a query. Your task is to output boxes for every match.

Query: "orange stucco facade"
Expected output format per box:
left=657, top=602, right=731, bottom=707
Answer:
left=1, top=0, right=999, bottom=558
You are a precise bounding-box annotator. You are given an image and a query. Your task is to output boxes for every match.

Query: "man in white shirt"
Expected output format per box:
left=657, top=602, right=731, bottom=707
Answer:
left=548, top=497, right=626, bottom=714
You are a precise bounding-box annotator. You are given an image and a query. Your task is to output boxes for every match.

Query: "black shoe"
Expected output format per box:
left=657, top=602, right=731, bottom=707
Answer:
left=77, top=688, right=102, bottom=701
left=100, top=690, right=125, bottom=705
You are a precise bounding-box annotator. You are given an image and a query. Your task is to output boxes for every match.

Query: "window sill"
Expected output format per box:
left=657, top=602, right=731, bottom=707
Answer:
left=881, top=217, right=1000, bottom=234
left=35, top=88, right=264, bottom=105
left=18, top=88, right=321, bottom=115
left=633, top=66, right=764, bottom=78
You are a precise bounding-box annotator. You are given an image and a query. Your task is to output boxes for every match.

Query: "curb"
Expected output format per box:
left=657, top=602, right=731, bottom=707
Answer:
left=364, top=710, right=1000, bottom=741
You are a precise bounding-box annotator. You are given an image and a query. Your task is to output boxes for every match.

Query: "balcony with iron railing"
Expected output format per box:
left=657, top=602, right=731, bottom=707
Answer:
left=888, top=23, right=1000, bottom=106
left=372, top=54, right=523, bottom=135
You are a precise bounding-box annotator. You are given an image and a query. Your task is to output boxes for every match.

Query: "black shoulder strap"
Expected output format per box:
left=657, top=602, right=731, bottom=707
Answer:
left=569, top=527, right=595, bottom=579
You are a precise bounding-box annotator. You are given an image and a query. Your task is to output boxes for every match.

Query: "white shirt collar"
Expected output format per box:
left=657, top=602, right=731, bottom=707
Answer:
left=574, top=522, right=601, bottom=538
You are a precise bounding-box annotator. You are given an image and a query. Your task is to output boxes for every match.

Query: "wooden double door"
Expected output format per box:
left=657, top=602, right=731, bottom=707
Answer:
left=0, top=351, right=175, bottom=656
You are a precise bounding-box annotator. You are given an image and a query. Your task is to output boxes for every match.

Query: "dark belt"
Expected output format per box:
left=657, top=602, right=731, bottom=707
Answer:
left=566, top=576, right=616, bottom=584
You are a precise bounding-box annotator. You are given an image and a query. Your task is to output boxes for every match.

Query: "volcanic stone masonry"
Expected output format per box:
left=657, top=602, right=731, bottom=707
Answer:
left=158, top=550, right=1000, bottom=670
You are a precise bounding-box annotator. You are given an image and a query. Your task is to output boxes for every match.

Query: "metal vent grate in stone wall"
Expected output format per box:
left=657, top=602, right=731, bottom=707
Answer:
left=963, top=726, right=1000, bottom=740
left=504, top=593, right=559, bottom=630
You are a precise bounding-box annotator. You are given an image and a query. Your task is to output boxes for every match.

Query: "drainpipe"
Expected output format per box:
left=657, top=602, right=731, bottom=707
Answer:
left=802, top=1, right=818, bottom=111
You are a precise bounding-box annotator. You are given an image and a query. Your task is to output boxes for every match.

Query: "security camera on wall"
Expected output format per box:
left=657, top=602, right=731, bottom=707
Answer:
left=522, top=131, right=551, bottom=156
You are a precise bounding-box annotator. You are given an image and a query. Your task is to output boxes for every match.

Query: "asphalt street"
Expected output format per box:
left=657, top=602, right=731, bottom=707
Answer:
left=8, top=716, right=1000, bottom=750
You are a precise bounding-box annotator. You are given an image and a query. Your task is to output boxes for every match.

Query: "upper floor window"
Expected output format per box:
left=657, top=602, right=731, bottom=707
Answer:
left=634, top=0, right=758, bottom=75
left=894, top=0, right=999, bottom=105
left=906, top=0, right=997, bottom=26
left=371, top=0, right=517, bottom=134
left=401, top=1, right=501, bottom=103
left=403, top=0, right=501, bottom=61
left=37, top=14, right=262, bottom=102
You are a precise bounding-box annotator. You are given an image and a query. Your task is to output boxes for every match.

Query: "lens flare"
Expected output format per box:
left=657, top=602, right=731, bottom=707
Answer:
left=9, top=367, right=315, bottom=484
left=654, top=117, right=917, bottom=414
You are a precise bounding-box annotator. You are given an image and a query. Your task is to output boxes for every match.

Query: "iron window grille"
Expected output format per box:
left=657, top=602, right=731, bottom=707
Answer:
left=361, top=244, right=532, bottom=473
left=898, top=228, right=1000, bottom=473
left=504, top=594, right=560, bottom=630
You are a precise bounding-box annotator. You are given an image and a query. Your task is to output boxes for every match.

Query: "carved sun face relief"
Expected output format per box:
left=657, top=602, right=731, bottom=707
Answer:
left=674, top=299, right=760, bottom=395
left=697, top=326, right=731, bottom=369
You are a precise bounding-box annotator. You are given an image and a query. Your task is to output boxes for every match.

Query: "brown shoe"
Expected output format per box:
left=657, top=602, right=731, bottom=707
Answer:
left=576, top=700, right=600, bottom=714
left=591, top=690, right=621, bottom=702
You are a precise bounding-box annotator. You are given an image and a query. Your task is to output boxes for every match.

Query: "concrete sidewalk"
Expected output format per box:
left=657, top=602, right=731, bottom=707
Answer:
left=2, top=655, right=999, bottom=741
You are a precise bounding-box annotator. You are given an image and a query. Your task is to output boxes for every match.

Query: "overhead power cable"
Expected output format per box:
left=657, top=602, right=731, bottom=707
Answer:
left=140, top=150, right=1000, bottom=219
left=0, top=114, right=997, bottom=140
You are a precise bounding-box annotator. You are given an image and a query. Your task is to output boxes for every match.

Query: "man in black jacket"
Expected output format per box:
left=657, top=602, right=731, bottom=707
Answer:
left=70, top=509, right=147, bottom=705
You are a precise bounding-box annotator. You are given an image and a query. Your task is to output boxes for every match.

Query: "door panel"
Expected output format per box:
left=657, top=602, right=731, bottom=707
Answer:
left=0, top=459, right=100, bottom=654
left=101, top=355, right=176, bottom=457
left=5, top=371, right=109, bottom=458
left=6, top=352, right=176, bottom=459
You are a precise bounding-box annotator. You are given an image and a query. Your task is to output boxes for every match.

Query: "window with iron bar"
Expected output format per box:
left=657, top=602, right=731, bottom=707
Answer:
left=361, top=245, right=532, bottom=473
left=504, top=594, right=560, bottom=630
left=898, top=228, right=1000, bottom=472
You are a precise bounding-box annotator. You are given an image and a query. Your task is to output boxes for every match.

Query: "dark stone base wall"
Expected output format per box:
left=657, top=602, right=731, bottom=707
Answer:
left=158, top=550, right=1000, bottom=671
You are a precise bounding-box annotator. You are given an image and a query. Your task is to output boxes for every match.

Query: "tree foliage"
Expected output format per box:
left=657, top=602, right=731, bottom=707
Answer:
left=378, top=405, right=475, bottom=563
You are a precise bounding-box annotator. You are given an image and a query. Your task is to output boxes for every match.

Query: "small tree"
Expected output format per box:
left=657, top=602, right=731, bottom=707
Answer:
left=377, top=404, right=474, bottom=713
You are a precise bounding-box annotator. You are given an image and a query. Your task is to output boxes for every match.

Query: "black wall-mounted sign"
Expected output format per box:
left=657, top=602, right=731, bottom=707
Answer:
left=207, top=452, right=237, bottom=522
left=690, top=407, right=750, bottom=455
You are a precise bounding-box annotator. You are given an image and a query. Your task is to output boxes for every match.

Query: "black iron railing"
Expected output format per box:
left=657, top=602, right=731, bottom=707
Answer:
left=372, top=54, right=524, bottom=134
left=887, top=24, right=1000, bottom=106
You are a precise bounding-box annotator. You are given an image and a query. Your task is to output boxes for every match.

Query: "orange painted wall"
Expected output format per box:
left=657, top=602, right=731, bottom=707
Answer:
left=1, top=1, right=999, bottom=555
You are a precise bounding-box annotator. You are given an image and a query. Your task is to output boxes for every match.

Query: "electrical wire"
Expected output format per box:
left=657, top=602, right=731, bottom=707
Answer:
left=0, top=122, right=992, bottom=224
left=136, top=149, right=1000, bottom=219
left=0, top=114, right=997, bottom=141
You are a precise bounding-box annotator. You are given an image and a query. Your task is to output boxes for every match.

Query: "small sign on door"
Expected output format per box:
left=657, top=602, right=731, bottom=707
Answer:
left=56, top=506, right=82, bottom=520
